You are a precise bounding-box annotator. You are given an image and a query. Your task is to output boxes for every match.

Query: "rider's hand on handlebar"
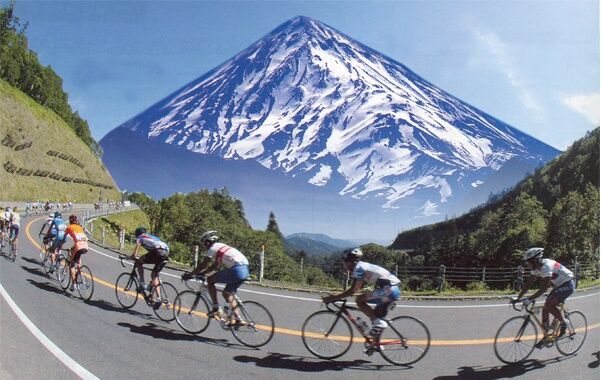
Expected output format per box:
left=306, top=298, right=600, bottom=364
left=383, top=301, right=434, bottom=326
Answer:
left=521, top=298, right=533, bottom=306
left=181, top=272, right=192, bottom=281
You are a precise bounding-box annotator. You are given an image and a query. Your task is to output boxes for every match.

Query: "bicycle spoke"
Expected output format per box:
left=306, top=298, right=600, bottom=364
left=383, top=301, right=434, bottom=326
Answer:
left=494, top=316, right=537, bottom=364
left=301, top=310, right=353, bottom=360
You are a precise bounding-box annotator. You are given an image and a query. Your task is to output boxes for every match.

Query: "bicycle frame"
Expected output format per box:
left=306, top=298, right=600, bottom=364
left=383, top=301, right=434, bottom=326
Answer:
left=119, top=256, right=164, bottom=304
left=513, top=301, right=568, bottom=341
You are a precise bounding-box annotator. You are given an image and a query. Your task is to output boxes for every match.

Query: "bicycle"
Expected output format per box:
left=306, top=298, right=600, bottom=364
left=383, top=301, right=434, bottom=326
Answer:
left=114, top=256, right=177, bottom=322
left=5, top=228, right=17, bottom=261
left=54, top=249, right=95, bottom=301
left=301, top=299, right=431, bottom=365
left=494, top=298, right=588, bottom=364
left=38, top=233, right=54, bottom=273
left=173, top=274, right=275, bottom=348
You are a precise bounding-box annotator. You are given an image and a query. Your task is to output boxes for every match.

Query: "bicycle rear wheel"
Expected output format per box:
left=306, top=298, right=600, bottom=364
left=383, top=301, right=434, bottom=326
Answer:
left=115, top=272, right=139, bottom=309
left=76, top=265, right=94, bottom=301
left=302, top=310, right=353, bottom=359
left=173, top=290, right=211, bottom=334
left=494, top=316, right=537, bottom=364
left=230, top=300, right=275, bottom=348
left=378, top=316, right=431, bottom=366
left=152, top=281, right=177, bottom=322
left=42, top=251, right=52, bottom=274
left=556, top=310, right=587, bottom=356
left=56, top=260, right=71, bottom=290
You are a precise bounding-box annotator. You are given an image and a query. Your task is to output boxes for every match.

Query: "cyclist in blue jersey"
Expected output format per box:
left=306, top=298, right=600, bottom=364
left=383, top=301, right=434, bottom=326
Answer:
left=130, top=227, right=170, bottom=302
left=323, top=248, right=401, bottom=337
left=44, top=212, right=67, bottom=273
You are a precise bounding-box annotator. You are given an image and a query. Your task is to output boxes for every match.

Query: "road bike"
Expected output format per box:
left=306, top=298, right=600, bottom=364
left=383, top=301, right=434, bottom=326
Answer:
left=301, top=299, right=431, bottom=365
left=38, top=234, right=54, bottom=273
left=54, top=249, right=95, bottom=301
left=494, top=298, right=587, bottom=364
left=115, top=256, right=177, bottom=322
left=173, top=274, right=275, bottom=348
left=1, top=232, right=16, bottom=261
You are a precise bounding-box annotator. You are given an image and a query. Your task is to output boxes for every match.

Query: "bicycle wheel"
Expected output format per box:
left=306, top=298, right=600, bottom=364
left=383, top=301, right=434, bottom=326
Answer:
left=556, top=310, right=587, bottom=356
left=8, top=242, right=16, bottom=261
left=302, top=310, right=353, bottom=359
left=42, top=252, right=53, bottom=274
left=115, top=272, right=139, bottom=309
left=378, top=316, right=431, bottom=366
left=56, top=260, right=71, bottom=290
left=152, top=281, right=177, bottom=322
left=494, top=316, right=538, bottom=364
left=229, top=300, right=275, bottom=348
left=75, top=265, right=94, bottom=302
left=173, top=290, right=211, bottom=334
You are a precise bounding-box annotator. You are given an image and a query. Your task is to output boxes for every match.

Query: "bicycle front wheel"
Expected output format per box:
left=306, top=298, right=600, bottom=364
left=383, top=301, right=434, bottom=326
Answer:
left=173, top=290, right=211, bottom=334
left=230, top=301, right=275, bottom=348
left=556, top=310, right=587, bottom=356
left=301, top=310, right=353, bottom=359
left=494, top=316, right=537, bottom=364
left=56, top=260, right=71, bottom=290
left=115, top=272, right=139, bottom=309
left=42, top=251, right=52, bottom=274
left=152, top=282, right=177, bottom=322
left=378, top=316, right=431, bottom=366
left=76, top=265, right=94, bottom=301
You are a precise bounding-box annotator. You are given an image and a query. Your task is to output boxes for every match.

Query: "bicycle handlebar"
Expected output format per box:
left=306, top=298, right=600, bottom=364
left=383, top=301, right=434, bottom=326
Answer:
left=324, top=299, right=359, bottom=312
left=510, top=298, right=535, bottom=312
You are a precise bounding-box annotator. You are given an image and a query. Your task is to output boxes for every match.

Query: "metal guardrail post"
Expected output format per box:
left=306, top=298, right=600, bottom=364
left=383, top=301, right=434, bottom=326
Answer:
left=101, top=226, right=106, bottom=245
left=436, top=265, right=445, bottom=293
left=194, top=245, right=199, bottom=267
left=574, top=259, right=580, bottom=288
left=119, top=228, right=125, bottom=251
left=515, top=266, right=524, bottom=291
left=482, top=267, right=486, bottom=282
left=259, top=244, right=265, bottom=283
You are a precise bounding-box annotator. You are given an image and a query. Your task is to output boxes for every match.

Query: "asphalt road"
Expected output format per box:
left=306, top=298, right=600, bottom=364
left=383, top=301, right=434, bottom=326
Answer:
left=1, top=216, right=599, bottom=379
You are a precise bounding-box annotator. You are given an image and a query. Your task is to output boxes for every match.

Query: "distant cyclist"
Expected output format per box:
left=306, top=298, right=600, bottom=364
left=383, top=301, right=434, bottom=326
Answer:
left=516, top=247, right=574, bottom=347
left=8, top=207, right=21, bottom=256
left=130, top=227, right=170, bottom=304
left=182, top=230, right=249, bottom=323
left=322, top=248, right=401, bottom=337
left=63, top=215, right=91, bottom=291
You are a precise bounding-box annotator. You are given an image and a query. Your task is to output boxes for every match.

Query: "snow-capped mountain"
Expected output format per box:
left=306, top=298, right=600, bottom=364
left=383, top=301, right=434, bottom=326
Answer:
left=101, top=16, right=559, bottom=239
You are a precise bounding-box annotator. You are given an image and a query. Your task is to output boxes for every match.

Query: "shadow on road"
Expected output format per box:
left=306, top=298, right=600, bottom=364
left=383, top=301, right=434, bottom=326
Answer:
left=21, top=256, right=42, bottom=266
left=26, top=278, right=74, bottom=298
left=21, top=265, right=49, bottom=279
left=233, top=352, right=408, bottom=372
left=433, top=355, right=579, bottom=379
left=589, top=352, right=600, bottom=369
left=85, top=298, right=156, bottom=320
left=117, top=321, right=243, bottom=349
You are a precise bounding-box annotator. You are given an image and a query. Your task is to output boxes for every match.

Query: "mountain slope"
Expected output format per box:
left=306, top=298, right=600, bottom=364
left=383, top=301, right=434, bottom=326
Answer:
left=0, top=80, right=120, bottom=201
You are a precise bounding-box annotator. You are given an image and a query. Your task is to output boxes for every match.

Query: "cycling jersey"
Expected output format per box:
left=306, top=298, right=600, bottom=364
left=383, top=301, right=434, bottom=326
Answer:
left=351, top=261, right=401, bottom=287
left=2, top=211, right=11, bottom=221
left=50, top=217, right=67, bottom=238
left=10, top=212, right=20, bottom=227
left=136, top=233, right=169, bottom=252
left=64, top=224, right=89, bottom=253
left=531, top=259, right=574, bottom=287
left=207, top=242, right=249, bottom=268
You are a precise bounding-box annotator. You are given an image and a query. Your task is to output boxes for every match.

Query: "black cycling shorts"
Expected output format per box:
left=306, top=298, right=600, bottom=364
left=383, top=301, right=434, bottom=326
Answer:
left=140, top=249, right=169, bottom=275
left=69, top=248, right=87, bottom=266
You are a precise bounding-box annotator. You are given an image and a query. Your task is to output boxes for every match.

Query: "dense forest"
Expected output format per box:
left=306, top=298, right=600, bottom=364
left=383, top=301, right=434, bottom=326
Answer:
left=128, top=189, right=338, bottom=287
left=390, top=128, right=600, bottom=270
left=0, top=2, right=100, bottom=155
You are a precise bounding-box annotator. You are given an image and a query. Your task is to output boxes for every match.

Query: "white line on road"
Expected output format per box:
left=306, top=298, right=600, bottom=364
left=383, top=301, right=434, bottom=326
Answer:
left=0, top=283, right=99, bottom=380
left=88, top=243, right=600, bottom=309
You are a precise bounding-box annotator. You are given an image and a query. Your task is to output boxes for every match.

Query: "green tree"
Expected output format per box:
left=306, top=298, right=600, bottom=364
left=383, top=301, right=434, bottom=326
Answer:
left=266, top=211, right=284, bottom=241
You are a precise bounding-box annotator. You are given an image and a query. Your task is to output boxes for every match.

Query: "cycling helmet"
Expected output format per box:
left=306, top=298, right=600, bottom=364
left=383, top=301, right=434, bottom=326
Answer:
left=523, top=247, right=544, bottom=261
left=134, top=227, right=147, bottom=237
left=343, top=247, right=363, bottom=262
left=54, top=211, right=62, bottom=218
left=200, top=230, right=219, bottom=244
left=69, top=215, right=79, bottom=224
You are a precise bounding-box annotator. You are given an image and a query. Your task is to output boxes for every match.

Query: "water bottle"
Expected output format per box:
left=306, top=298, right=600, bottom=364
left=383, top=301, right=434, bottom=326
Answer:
left=357, top=317, right=369, bottom=333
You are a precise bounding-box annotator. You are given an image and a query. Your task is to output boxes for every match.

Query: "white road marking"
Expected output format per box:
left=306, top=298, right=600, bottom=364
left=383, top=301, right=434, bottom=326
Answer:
left=0, top=283, right=99, bottom=380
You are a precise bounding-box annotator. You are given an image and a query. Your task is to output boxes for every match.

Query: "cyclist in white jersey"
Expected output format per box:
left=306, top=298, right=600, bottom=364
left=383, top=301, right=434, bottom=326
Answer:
left=9, top=207, right=21, bottom=255
left=516, top=247, right=575, bottom=346
left=0, top=207, right=11, bottom=247
left=182, top=230, right=249, bottom=322
left=323, top=248, right=401, bottom=336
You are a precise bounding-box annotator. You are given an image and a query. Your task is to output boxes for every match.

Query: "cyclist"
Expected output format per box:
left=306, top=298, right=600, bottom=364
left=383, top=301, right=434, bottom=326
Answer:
left=0, top=207, right=10, bottom=248
left=62, top=215, right=91, bottom=291
left=8, top=207, right=21, bottom=256
left=182, top=230, right=249, bottom=323
left=322, top=248, right=401, bottom=337
left=516, top=247, right=574, bottom=347
left=44, top=212, right=67, bottom=272
left=130, top=227, right=170, bottom=305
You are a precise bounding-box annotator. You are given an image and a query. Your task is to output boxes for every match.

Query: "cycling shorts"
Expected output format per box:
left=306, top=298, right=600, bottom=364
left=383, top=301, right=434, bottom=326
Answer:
left=43, top=233, right=56, bottom=245
left=363, top=285, right=401, bottom=305
left=69, top=248, right=87, bottom=267
left=50, top=233, right=65, bottom=251
left=213, top=264, right=249, bottom=293
left=548, top=279, right=574, bottom=304
left=139, top=249, right=169, bottom=275
left=10, top=224, right=19, bottom=239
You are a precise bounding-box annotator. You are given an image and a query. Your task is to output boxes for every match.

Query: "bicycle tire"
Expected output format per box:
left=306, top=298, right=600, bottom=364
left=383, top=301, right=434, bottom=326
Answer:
left=378, top=316, right=431, bottom=366
left=76, top=265, right=94, bottom=301
left=56, top=260, right=71, bottom=290
left=301, top=310, right=353, bottom=359
left=42, top=251, right=53, bottom=274
left=230, top=300, right=275, bottom=348
left=555, top=310, right=587, bottom=356
left=173, top=290, right=211, bottom=334
left=494, top=316, right=537, bottom=364
left=115, top=272, right=139, bottom=309
left=152, top=281, right=177, bottom=322
left=8, top=241, right=16, bottom=261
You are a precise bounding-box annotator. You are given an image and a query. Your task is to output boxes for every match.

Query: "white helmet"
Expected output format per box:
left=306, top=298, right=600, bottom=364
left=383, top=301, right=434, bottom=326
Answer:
left=343, top=247, right=363, bottom=262
left=523, top=247, right=544, bottom=261
left=200, top=230, right=219, bottom=244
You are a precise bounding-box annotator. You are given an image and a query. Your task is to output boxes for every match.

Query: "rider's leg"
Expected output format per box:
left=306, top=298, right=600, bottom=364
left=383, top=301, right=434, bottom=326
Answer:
left=356, top=294, right=378, bottom=321
left=207, top=274, right=218, bottom=306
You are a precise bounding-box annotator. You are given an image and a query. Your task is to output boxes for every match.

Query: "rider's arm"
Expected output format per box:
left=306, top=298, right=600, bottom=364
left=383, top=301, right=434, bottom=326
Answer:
left=322, top=279, right=364, bottom=303
left=130, top=244, right=142, bottom=260
left=194, top=257, right=214, bottom=276
left=527, top=277, right=552, bottom=300
left=516, top=275, right=537, bottom=299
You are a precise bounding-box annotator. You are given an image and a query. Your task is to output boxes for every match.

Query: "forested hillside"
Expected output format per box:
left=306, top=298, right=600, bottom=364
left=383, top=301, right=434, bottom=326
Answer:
left=390, top=129, right=600, bottom=269
left=0, top=3, right=100, bottom=155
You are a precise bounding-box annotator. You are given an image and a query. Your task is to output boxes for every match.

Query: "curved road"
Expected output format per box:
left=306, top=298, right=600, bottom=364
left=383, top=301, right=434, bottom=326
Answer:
left=1, top=216, right=599, bottom=379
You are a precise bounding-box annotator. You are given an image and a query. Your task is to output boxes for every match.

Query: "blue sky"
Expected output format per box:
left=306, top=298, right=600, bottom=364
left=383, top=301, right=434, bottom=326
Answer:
left=12, top=0, right=600, bottom=150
